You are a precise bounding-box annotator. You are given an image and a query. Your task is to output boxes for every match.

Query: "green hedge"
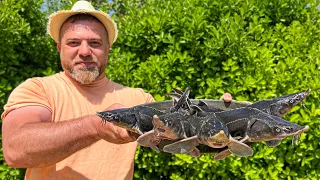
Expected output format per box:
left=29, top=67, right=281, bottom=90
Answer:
left=103, top=0, right=320, bottom=179
left=0, top=0, right=60, bottom=178
left=1, top=0, right=320, bottom=179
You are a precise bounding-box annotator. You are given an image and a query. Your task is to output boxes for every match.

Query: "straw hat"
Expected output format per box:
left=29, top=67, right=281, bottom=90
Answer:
left=47, top=0, right=118, bottom=45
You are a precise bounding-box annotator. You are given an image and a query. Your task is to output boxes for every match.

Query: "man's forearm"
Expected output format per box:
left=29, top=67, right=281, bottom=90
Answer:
left=4, top=115, right=100, bottom=168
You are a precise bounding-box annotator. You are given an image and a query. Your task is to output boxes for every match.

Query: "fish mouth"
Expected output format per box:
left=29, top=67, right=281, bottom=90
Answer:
left=112, top=122, right=142, bottom=135
left=154, top=126, right=180, bottom=140
left=152, top=115, right=181, bottom=140
left=279, top=125, right=309, bottom=138
left=202, top=130, right=229, bottom=148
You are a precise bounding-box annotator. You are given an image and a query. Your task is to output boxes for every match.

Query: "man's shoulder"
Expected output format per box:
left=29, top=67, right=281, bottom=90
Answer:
left=111, top=81, right=146, bottom=94
left=22, top=72, right=64, bottom=84
left=109, top=81, right=155, bottom=103
left=7, top=72, right=67, bottom=98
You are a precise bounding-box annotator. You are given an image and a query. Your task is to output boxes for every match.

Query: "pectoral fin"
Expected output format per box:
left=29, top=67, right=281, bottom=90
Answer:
left=187, top=148, right=200, bottom=157
left=227, top=138, right=254, bottom=157
left=136, top=130, right=161, bottom=152
left=214, top=149, right=232, bottom=160
left=163, top=136, right=199, bottom=154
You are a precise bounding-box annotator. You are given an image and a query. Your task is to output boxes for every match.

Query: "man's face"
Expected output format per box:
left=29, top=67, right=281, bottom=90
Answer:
left=58, top=20, right=110, bottom=84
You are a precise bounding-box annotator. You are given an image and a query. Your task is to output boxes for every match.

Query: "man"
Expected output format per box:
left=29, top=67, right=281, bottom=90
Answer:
left=1, top=1, right=232, bottom=179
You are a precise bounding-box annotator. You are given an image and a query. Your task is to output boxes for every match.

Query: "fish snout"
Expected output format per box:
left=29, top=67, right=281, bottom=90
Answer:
left=291, top=88, right=311, bottom=104
left=277, top=124, right=309, bottom=137
left=282, top=126, right=296, bottom=134
left=96, top=112, right=119, bottom=122
left=305, top=88, right=312, bottom=95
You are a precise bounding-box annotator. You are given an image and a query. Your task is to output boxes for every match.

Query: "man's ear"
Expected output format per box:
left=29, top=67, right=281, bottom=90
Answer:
left=106, top=44, right=111, bottom=61
left=57, top=43, right=61, bottom=52
left=106, top=44, right=110, bottom=53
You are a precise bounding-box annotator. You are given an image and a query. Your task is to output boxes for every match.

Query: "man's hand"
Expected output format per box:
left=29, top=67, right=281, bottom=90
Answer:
left=220, top=93, right=232, bottom=102
left=93, top=103, right=136, bottom=144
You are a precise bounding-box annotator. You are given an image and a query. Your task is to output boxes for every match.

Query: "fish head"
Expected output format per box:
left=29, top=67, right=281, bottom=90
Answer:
left=271, top=88, right=311, bottom=116
left=247, top=116, right=309, bottom=142
left=153, top=115, right=181, bottom=140
left=199, top=118, right=230, bottom=147
left=96, top=108, right=137, bottom=130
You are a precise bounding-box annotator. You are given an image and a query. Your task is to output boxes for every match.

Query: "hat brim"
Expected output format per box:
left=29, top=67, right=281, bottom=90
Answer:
left=47, top=10, right=117, bottom=45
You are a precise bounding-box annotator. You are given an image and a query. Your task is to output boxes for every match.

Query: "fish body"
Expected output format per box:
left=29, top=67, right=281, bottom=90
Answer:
left=248, top=88, right=311, bottom=117
left=96, top=88, right=310, bottom=159
left=154, top=108, right=253, bottom=157
left=154, top=112, right=230, bottom=146
left=212, top=107, right=309, bottom=160
left=215, top=107, right=309, bottom=142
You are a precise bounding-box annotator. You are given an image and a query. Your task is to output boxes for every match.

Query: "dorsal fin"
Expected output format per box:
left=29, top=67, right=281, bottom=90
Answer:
left=165, top=93, right=181, bottom=104
left=170, top=87, right=190, bottom=112
left=173, top=88, right=184, bottom=94
left=190, top=104, right=208, bottom=116
left=198, top=100, right=209, bottom=107
left=165, top=93, right=181, bottom=99
left=172, top=88, right=193, bottom=108
left=173, top=98, right=178, bottom=106
left=182, top=87, right=192, bottom=111
left=190, top=104, right=204, bottom=113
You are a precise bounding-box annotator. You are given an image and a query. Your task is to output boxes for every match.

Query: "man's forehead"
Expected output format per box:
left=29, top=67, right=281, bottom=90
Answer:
left=61, top=20, right=106, bottom=32
left=60, top=21, right=107, bottom=40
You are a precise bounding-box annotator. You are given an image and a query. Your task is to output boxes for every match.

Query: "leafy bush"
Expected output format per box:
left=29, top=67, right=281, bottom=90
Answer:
left=1, top=0, right=320, bottom=179
left=102, top=0, right=320, bottom=179
left=0, top=0, right=60, bottom=179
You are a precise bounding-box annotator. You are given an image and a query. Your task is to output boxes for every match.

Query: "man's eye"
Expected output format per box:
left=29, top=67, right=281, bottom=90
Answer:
left=68, top=42, right=79, bottom=46
left=90, top=41, right=102, bottom=47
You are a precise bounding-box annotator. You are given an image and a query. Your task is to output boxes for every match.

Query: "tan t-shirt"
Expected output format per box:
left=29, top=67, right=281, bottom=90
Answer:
left=2, top=72, right=154, bottom=180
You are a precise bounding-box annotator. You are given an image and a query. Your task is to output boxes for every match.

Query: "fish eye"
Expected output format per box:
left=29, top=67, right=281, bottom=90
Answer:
left=276, top=128, right=281, bottom=133
left=289, top=99, right=294, bottom=104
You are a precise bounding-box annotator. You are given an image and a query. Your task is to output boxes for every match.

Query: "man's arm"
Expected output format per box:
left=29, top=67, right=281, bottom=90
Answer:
left=2, top=105, right=133, bottom=168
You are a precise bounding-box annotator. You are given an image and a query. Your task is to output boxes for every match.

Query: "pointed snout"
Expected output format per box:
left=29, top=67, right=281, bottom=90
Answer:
left=96, top=111, right=105, bottom=118
left=96, top=111, right=118, bottom=121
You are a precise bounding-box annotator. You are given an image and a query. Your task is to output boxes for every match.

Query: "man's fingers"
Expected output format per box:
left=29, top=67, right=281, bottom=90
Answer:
left=118, top=128, right=136, bottom=142
left=112, top=124, right=135, bottom=142
left=221, top=93, right=232, bottom=102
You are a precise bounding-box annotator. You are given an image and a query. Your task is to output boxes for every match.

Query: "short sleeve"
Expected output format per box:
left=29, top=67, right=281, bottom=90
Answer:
left=138, top=88, right=155, bottom=103
left=1, top=78, right=52, bottom=119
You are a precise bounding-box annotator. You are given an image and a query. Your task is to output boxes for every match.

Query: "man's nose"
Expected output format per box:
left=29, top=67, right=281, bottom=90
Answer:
left=78, top=41, right=91, bottom=57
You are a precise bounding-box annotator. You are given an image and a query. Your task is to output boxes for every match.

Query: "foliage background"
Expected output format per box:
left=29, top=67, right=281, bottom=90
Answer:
left=1, top=0, right=320, bottom=179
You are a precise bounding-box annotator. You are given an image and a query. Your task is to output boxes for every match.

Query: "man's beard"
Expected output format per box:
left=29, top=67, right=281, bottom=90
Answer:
left=61, top=56, right=107, bottom=84
left=69, top=66, right=101, bottom=84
